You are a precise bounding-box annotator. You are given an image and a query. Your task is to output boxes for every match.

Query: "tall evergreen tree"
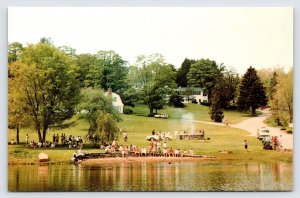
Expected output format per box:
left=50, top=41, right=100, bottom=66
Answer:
left=168, top=91, right=184, bottom=108
left=209, top=84, right=224, bottom=122
left=176, top=58, right=196, bottom=87
left=237, top=66, right=267, bottom=116
left=268, top=71, right=278, bottom=101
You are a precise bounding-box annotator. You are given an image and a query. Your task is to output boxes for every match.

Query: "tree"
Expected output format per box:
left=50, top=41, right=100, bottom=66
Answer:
left=13, top=42, right=81, bottom=142
left=257, top=67, right=285, bottom=101
left=95, top=112, right=119, bottom=144
left=187, top=59, right=221, bottom=101
left=8, top=42, right=23, bottom=63
left=79, top=88, right=121, bottom=144
left=75, top=51, right=128, bottom=96
left=237, top=66, right=267, bottom=116
left=268, top=71, right=278, bottom=101
left=127, top=54, right=176, bottom=115
left=209, top=88, right=224, bottom=122
left=168, top=91, right=184, bottom=108
left=183, top=87, right=195, bottom=103
left=272, top=69, right=293, bottom=125
left=39, top=37, right=53, bottom=44
left=222, top=67, right=240, bottom=107
left=96, top=50, right=128, bottom=94
left=58, top=46, right=77, bottom=57
left=76, top=53, right=100, bottom=87
left=8, top=62, right=31, bottom=144
left=176, top=58, right=196, bottom=87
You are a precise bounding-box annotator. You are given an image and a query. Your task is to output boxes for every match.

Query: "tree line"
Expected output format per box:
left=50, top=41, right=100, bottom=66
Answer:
left=8, top=38, right=293, bottom=144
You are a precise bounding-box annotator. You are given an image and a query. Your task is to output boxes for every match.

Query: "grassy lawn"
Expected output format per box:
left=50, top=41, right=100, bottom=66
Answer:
left=8, top=104, right=292, bottom=164
left=133, top=103, right=258, bottom=124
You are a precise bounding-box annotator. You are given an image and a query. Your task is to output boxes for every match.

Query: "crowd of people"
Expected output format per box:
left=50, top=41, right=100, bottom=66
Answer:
left=102, top=140, right=196, bottom=158
left=100, top=129, right=197, bottom=158
left=25, top=133, right=84, bottom=149
left=262, top=135, right=282, bottom=150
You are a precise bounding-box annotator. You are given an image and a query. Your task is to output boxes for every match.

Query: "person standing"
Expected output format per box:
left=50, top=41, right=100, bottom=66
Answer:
left=25, top=134, right=29, bottom=145
left=123, top=132, right=128, bottom=142
left=244, top=140, right=248, bottom=151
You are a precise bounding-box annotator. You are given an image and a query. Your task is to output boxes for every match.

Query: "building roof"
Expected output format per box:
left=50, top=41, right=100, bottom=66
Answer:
left=178, top=87, right=204, bottom=92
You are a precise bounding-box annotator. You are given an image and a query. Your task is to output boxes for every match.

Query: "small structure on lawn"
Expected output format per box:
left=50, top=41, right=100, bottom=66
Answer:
left=38, top=153, right=49, bottom=162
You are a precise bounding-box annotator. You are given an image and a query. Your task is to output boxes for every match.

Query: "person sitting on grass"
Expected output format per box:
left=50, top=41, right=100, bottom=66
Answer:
left=30, top=140, right=37, bottom=148
left=135, top=146, right=141, bottom=157
left=183, top=149, right=188, bottom=157
left=189, top=148, right=194, bottom=156
left=141, top=148, right=147, bottom=156
left=37, top=142, right=42, bottom=148
left=178, top=149, right=182, bottom=157
left=119, top=145, right=124, bottom=157
left=11, top=139, right=15, bottom=145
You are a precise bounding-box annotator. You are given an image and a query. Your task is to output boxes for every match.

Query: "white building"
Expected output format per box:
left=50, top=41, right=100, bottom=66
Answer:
left=105, top=88, right=124, bottom=113
left=178, top=87, right=208, bottom=104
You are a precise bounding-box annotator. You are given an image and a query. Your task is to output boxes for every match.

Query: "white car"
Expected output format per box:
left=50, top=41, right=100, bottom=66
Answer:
left=146, top=135, right=160, bottom=141
left=257, top=128, right=270, bottom=140
left=154, top=113, right=168, bottom=119
left=146, top=133, right=173, bottom=141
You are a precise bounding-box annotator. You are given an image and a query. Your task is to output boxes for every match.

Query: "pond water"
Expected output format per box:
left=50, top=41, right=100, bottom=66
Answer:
left=8, top=161, right=292, bottom=192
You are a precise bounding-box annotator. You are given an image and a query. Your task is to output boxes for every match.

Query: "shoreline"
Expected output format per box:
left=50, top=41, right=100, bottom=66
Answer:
left=81, top=156, right=217, bottom=164
left=8, top=155, right=217, bottom=165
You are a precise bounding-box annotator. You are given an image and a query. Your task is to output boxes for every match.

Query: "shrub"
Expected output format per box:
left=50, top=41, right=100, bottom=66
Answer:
left=200, top=101, right=211, bottom=106
left=191, top=99, right=198, bottom=104
left=286, top=130, right=293, bottom=134
left=123, top=106, right=133, bottom=114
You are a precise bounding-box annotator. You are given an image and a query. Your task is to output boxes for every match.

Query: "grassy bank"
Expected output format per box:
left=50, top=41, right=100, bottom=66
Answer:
left=8, top=104, right=292, bottom=164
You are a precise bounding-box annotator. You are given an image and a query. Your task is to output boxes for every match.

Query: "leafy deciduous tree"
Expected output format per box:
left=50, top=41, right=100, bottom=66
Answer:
left=78, top=88, right=121, bottom=144
left=127, top=54, right=176, bottom=115
left=187, top=58, right=221, bottom=101
left=13, top=42, right=81, bottom=142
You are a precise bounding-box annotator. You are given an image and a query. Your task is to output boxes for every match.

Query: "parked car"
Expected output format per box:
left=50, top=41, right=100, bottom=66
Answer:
left=257, top=128, right=270, bottom=140
left=154, top=113, right=168, bottom=119
left=146, top=133, right=173, bottom=141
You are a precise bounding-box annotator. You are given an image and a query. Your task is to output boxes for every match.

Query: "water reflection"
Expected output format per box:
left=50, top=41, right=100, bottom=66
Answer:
left=8, top=161, right=292, bottom=192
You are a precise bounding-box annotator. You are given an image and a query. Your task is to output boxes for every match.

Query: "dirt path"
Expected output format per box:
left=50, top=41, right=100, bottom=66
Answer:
left=188, top=109, right=293, bottom=150
left=231, top=109, right=293, bottom=150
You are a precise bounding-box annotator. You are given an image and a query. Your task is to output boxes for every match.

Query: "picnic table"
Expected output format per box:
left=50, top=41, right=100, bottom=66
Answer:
left=178, top=134, right=204, bottom=140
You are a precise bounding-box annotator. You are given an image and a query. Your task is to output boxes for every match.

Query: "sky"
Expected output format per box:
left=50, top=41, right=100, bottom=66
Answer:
left=8, top=7, right=293, bottom=74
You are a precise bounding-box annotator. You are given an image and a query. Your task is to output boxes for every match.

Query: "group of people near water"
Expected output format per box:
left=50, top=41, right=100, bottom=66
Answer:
left=101, top=132, right=196, bottom=158
left=261, top=135, right=283, bottom=150
left=24, top=133, right=84, bottom=149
